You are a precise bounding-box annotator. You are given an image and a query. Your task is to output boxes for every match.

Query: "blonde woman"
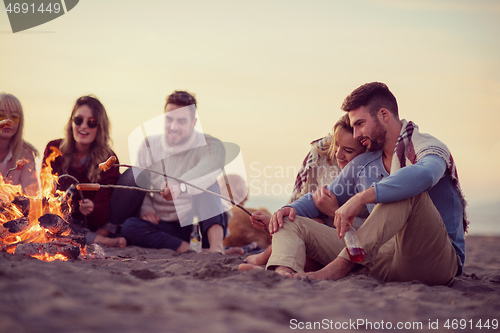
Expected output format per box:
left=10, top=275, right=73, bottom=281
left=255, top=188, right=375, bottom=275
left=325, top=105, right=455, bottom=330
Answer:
left=242, top=115, right=366, bottom=268
left=0, top=93, right=38, bottom=196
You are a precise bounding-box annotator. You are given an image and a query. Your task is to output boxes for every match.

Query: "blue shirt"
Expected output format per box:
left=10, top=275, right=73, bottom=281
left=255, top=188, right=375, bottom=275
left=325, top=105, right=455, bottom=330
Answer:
left=288, top=150, right=465, bottom=274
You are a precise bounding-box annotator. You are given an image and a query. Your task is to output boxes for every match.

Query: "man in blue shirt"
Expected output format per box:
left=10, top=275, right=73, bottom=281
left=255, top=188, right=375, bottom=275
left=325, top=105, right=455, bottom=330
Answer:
left=265, top=82, right=466, bottom=285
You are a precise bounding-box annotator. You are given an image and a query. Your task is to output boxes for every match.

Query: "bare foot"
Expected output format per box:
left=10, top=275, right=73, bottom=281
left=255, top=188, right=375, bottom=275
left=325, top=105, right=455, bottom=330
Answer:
left=296, top=257, right=356, bottom=280
left=238, top=263, right=264, bottom=271
left=208, top=244, right=225, bottom=254
left=224, top=247, right=245, bottom=255
left=274, top=266, right=295, bottom=277
left=94, top=235, right=127, bottom=248
left=244, top=245, right=271, bottom=265
left=96, top=227, right=110, bottom=237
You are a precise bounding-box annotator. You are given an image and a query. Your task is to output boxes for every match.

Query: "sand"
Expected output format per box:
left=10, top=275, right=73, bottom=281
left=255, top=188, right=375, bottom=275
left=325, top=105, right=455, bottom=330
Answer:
left=0, top=235, right=499, bottom=333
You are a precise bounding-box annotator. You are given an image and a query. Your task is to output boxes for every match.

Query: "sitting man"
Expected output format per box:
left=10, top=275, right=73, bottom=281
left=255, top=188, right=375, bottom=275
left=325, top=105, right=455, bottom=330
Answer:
left=120, top=91, right=227, bottom=253
left=265, top=82, right=466, bottom=286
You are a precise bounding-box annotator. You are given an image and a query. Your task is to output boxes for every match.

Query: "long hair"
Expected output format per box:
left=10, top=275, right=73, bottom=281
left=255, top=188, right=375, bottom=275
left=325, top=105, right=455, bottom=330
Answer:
left=316, top=114, right=353, bottom=164
left=0, top=93, right=38, bottom=168
left=59, top=95, right=113, bottom=182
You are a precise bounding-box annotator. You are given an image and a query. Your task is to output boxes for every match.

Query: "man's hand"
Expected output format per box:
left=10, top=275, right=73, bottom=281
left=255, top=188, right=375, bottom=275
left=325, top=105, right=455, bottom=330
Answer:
left=312, top=186, right=339, bottom=218
left=334, top=188, right=375, bottom=238
left=79, top=199, right=94, bottom=216
left=250, top=210, right=271, bottom=229
left=269, top=207, right=296, bottom=234
left=161, top=180, right=181, bottom=201
left=142, top=211, right=160, bottom=224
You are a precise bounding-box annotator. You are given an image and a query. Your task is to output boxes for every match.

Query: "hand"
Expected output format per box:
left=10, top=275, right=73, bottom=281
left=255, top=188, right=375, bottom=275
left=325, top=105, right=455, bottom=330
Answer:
left=141, top=211, right=160, bottom=224
left=78, top=199, right=94, bottom=216
left=161, top=180, right=181, bottom=201
left=312, top=186, right=338, bottom=218
left=250, top=210, right=271, bottom=229
left=334, top=188, right=375, bottom=238
left=334, top=194, right=363, bottom=238
left=269, top=207, right=296, bottom=234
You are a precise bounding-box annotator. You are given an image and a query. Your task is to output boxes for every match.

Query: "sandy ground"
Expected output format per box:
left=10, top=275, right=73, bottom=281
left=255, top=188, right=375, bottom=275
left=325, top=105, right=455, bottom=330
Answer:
left=0, top=235, right=499, bottom=333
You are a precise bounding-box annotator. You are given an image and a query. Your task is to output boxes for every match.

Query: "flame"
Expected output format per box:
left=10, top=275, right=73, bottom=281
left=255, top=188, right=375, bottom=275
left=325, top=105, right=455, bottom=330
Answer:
left=0, top=147, right=84, bottom=261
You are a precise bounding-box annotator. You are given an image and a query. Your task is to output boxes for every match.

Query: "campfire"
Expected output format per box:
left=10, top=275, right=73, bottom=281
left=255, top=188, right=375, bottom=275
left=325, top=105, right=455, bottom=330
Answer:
left=0, top=148, right=88, bottom=261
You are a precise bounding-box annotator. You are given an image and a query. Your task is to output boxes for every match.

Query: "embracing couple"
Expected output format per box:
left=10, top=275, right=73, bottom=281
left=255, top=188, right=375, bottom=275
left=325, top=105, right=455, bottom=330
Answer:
left=244, top=82, right=467, bottom=286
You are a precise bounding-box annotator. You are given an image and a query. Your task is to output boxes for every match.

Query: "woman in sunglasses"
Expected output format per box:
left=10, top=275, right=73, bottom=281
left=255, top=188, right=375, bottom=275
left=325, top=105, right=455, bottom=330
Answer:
left=42, top=95, right=126, bottom=248
left=0, top=93, right=39, bottom=196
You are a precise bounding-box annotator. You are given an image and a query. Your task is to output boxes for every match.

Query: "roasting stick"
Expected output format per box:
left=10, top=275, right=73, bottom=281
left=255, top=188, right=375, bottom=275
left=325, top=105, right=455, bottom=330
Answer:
left=80, top=156, right=255, bottom=217
left=57, top=174, right=86, bottom=202
left=76, top=180, right=253, bottom=217
left=5, top=159, right=27, bottom=178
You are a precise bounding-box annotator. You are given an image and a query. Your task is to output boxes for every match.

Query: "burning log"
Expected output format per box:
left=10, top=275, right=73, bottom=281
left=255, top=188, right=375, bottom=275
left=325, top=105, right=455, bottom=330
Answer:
left=15, top=242, right=80, bottom=260
left=38, top=214, right=86, bottom=248
left=38, top=213, right=71, bottom=236
left=48, top=234, right=86, bottom=248
left=11, top=196, right=30, bottom=217
left=3, top=217, right=29, bottom=235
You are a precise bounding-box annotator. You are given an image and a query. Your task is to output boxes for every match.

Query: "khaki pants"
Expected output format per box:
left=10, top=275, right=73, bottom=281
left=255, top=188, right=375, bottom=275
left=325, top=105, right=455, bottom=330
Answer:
left=267, top=193, right=459, bottom=286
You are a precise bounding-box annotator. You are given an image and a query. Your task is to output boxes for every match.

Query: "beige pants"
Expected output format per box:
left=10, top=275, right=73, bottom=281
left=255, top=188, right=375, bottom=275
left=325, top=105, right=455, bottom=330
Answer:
left=267, top=193, right=459, bottom=286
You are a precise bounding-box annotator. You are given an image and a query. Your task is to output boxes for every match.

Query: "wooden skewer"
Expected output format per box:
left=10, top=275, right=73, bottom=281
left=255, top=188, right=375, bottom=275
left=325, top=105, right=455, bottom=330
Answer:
left=77, top=181, right=253, bottom=217
left=96, top=157, right=273, bottom=232
left=97, top=157, right=253, bottom=216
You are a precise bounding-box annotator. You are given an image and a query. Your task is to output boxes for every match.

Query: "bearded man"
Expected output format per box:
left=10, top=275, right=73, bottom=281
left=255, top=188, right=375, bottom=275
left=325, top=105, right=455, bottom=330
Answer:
left=263, top=82, right=467, bottom=286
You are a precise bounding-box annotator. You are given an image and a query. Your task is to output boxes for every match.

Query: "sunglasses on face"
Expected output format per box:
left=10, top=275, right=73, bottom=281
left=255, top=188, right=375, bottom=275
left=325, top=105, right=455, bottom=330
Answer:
left=73, top=116, right=98, bottom=128
left=0, top=112, right=21, bottom=124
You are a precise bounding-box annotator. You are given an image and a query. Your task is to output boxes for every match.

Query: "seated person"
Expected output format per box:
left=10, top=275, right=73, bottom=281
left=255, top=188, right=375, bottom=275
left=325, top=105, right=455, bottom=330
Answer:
left=0, top=93, right=38, bottom=196
left=42, top=95, right=125, bottom=248
left=242, top=114, right=366, bottom=268
left=120, top=91, right=228, bottom=253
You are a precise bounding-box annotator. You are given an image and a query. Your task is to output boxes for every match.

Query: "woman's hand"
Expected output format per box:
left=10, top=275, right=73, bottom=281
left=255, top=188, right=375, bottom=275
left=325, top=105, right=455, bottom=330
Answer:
left=78, top=199, right=94, bottom=216
left=269, top=207, right=296, bottom=234
left=312, top=186, right=338, bottom=218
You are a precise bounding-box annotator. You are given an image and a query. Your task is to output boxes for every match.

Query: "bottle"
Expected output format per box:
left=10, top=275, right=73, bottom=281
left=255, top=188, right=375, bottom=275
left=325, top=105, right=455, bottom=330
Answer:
left=190, top=216, right=202, bottom=253
left=344, top=229, right=365, bottom=262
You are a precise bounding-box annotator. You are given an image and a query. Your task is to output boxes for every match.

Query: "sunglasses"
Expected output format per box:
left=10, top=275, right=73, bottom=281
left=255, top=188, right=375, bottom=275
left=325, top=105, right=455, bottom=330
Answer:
left=73, top=116, right=98, bottom=128
left=0, top=112, right=21, bottom=124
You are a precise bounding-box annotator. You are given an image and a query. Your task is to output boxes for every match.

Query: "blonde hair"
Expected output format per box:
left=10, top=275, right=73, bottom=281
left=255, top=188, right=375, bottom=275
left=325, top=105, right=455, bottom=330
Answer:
left=316, top=114, right=352, bottom=165
left=0, top=93, right=38, bottom=168
left=59, top=95, right=113, bottom=182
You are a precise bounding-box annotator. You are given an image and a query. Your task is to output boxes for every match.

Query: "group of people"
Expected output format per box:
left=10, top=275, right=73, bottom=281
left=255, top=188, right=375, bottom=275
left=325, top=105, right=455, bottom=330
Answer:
left=0, top=82, right=467, bottom=286
left=0, top=91, right=228, bottom=252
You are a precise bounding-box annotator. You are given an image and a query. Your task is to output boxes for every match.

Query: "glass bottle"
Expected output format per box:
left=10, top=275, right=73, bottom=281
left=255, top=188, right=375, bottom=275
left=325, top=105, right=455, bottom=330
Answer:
left=190, top=216, right=202, bottom=253
left=344, top=229, right=365, bottom=262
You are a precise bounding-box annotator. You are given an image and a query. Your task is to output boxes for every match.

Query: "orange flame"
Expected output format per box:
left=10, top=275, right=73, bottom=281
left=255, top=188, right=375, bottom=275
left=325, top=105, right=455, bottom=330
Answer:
left=0, top=147, right=84, bottom=261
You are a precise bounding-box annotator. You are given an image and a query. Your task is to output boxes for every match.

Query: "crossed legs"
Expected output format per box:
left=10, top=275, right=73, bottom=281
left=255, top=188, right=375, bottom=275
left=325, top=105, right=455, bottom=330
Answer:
left=267, top=193, right=458, bottom=285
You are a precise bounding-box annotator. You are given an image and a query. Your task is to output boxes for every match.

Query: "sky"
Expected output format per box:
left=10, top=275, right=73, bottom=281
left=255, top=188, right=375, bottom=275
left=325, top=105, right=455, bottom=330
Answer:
left=1, top=0, right=499, bottom=234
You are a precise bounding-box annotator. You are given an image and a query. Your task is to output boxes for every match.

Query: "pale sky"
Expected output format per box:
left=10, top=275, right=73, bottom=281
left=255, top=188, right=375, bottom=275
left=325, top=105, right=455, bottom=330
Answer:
left=1, top=0, right=499, bottom=233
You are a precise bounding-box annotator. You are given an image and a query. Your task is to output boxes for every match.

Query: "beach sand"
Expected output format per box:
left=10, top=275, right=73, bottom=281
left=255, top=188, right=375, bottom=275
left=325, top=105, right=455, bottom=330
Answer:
left=0, top=235, right=499, bottom=333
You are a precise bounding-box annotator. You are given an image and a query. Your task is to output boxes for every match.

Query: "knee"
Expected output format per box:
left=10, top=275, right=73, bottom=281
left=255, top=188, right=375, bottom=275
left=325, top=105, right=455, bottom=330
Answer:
left=281, top=216, right=308, bottom=234
left=120, top=217, right=143, bottom=235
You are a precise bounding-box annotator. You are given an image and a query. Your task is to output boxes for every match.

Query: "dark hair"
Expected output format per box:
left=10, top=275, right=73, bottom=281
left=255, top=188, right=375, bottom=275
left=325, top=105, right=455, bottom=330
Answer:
left=165, top=90, right=196, bottom=109
left=165, top=91, right=197, bottom=118
left=341, top=82, right=398, bottom=118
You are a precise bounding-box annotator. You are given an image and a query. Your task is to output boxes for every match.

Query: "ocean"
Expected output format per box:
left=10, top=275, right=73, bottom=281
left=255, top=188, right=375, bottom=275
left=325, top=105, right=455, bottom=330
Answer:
left=244, top=195, right=499, bottom=236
